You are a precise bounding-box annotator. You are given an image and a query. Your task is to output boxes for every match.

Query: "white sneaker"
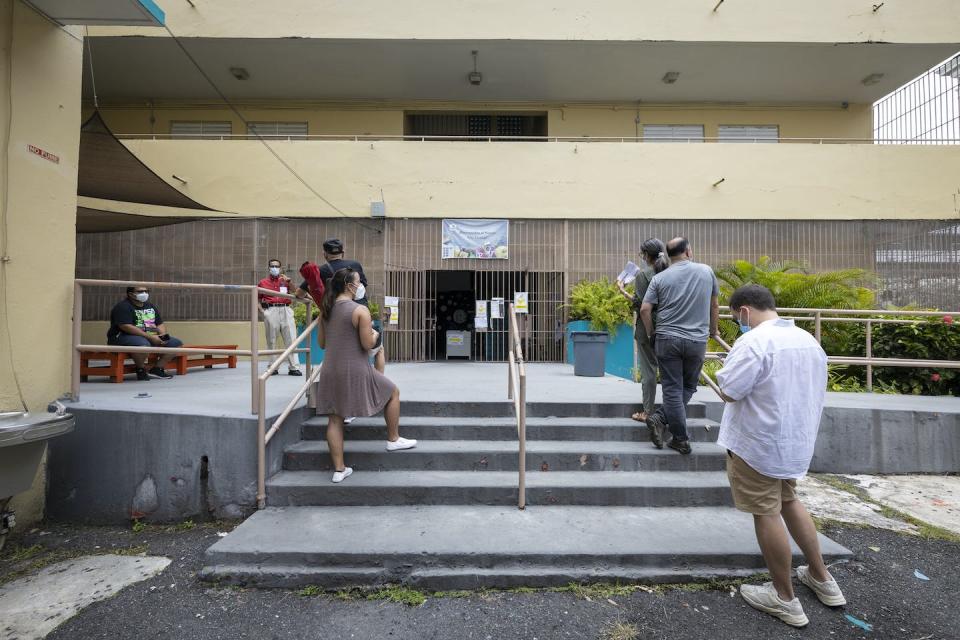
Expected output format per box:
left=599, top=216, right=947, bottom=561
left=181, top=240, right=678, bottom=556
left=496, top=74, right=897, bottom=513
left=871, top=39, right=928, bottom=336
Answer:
left=740, top=583, right=809, bottom=628
left=343, top=417, right=356, bottom=425
left=797, top=565, right=847, bottom=606
left=331, top=467, right=353, bottom=483
left=386, top=436, right=417, bottom=451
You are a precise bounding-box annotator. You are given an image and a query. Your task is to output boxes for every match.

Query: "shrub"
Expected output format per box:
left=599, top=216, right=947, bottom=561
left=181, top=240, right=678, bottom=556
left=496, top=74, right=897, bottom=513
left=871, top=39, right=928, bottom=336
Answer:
left=567, top=278, right=633, bottom=335
left=293, top=301, right=320, bottom=327
left=872, top=315, right=960, bottom=396
left=715, top=256, right=874, bottom=356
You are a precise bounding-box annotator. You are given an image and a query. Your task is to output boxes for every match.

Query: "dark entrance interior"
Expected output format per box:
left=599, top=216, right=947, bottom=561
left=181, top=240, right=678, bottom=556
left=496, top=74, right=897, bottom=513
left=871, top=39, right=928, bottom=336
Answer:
left=384, top=269, right=565, bottom=363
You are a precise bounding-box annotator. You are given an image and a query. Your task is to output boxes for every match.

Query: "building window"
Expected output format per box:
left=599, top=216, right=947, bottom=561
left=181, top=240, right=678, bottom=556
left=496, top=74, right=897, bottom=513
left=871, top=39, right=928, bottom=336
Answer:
left=247, top=121, right=309, bottom=139
left=642, top=124, right=705, bottom=142
left=718, top=125, right=779, bottom=143
left=405, top=112, right=548, bottom=139
left=169, top=121, right=233, bottom=138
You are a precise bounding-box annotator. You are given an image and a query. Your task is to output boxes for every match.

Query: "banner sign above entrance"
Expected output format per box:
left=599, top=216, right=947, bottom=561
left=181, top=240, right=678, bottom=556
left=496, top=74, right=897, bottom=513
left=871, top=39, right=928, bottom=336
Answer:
left=441, top=219, right=509, bottom=260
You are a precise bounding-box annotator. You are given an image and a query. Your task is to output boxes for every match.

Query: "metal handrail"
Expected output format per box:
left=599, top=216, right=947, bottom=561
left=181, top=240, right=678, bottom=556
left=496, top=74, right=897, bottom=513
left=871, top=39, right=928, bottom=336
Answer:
left=506, top=303, right=527, bottom=510
left=114, top=133, right=960, bottom=145
left=255, top=313, right=321, bottom=509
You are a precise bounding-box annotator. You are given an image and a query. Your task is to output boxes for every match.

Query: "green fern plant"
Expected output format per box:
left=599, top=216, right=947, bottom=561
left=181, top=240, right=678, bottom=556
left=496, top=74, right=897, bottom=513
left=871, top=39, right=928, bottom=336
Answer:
left=566, top=278, right=633, bottom=336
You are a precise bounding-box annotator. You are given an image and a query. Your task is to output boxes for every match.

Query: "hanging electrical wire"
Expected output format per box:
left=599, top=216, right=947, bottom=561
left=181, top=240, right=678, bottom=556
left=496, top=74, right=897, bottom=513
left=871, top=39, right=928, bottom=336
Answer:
left=157, top=24, right=382, bottom=233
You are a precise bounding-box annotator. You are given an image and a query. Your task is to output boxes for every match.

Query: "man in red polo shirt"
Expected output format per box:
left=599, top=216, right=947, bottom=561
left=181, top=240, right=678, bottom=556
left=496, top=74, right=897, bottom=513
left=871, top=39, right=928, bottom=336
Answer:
left=258, top=259, right=302, bottom=376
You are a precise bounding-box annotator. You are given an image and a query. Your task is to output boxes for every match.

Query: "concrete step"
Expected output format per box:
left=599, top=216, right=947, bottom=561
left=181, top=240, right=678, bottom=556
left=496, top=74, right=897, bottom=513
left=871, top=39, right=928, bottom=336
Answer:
left=392, top=401, right=706, bottom=419
left=200, top=505, right=853, bottom=589
left=301, top=416, right=719, bottom=443
left=266, top=470, right=734, bottom=507
left=283, top=440, right=727, bottom=472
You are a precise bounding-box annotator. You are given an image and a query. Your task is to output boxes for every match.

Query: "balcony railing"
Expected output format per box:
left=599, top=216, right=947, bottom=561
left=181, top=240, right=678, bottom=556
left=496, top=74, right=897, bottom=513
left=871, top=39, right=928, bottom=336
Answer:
left=115, top=134, right=960, bottom=144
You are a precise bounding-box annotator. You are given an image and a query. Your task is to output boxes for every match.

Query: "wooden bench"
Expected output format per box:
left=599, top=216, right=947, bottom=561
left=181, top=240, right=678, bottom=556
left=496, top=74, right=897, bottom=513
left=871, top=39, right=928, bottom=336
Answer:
left=80, top=345, right=238, bottom=383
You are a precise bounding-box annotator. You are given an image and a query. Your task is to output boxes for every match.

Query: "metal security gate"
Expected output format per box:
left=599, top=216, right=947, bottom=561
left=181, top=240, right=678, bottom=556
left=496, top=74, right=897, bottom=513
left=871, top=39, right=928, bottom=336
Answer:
left=383, top=270, right=437, bottom=362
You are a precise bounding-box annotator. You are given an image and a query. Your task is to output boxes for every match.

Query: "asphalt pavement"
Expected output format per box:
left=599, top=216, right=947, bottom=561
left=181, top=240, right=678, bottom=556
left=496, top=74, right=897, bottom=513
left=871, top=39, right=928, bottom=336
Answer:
left=1, top=519, right=956, bottom=640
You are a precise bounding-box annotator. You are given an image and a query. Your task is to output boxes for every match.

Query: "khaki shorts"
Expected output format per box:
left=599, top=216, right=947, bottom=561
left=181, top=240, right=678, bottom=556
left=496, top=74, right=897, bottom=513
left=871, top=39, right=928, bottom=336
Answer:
left=726, top=451, right=797, bottom=516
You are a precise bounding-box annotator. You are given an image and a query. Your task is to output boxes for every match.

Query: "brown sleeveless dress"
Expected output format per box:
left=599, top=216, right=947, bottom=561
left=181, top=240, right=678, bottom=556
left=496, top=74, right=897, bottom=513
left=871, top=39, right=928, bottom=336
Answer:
left=313, top=299, right=396, bottom=417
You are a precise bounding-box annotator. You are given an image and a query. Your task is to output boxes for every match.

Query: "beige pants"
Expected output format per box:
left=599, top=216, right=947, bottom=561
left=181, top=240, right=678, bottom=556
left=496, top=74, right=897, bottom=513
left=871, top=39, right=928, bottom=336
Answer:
left=263, top=305, right=301, bottom=371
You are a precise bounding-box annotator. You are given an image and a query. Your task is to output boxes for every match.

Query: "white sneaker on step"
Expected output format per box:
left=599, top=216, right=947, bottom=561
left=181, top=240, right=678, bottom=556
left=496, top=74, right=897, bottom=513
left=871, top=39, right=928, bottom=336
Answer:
left=386, top=436, right=417, bottom=451
left=331, top=467, right=353, bottom=483
left=740, top=583, right=809, bottom=628
left=797, top=565, right=847, bottom=606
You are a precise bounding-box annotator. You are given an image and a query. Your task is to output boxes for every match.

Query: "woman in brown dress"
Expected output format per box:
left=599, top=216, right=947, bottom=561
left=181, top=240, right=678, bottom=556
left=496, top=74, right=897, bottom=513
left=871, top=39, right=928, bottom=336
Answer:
left=315, top=268, right=416, bottom=483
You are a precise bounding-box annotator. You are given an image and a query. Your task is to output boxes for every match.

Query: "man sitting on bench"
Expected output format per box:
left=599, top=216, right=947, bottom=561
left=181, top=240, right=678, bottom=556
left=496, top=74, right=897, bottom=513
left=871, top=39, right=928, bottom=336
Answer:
left=107, top=286, right=183, bottom=381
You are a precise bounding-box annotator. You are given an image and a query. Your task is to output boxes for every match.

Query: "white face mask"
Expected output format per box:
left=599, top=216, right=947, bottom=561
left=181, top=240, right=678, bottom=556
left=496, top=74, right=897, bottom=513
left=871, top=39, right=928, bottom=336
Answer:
left=135, top=292, right=149, bottom=303
left=353, top=283, right=366, bottom=301
left=269, top=266, right=281, bottom=277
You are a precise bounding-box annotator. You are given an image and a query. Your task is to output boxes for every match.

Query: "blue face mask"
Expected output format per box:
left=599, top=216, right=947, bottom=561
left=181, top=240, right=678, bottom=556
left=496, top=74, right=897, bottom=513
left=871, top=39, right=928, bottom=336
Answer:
left=737, top=310, right=751, bottom=334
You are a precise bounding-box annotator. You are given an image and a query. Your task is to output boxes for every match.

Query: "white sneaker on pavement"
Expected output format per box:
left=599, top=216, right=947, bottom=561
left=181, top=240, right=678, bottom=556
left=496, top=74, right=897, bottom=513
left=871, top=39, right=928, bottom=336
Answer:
left=331, top=467, right=353, bottom=483
left=740, top=583, right=809, bottom=628
left=386, top=436, right=417, bottom=451
left=797, top=565, right=847, bottom=606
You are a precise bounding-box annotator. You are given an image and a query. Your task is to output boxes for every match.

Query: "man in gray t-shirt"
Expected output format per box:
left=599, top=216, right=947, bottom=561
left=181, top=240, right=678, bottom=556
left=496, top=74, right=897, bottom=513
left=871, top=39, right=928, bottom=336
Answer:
left=640, top=237, right=719, bottom=453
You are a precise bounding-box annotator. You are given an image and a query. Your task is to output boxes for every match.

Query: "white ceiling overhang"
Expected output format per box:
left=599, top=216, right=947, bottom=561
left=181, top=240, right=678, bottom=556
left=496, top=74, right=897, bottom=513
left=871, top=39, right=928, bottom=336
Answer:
left=82, top=37, right=960, bottom=104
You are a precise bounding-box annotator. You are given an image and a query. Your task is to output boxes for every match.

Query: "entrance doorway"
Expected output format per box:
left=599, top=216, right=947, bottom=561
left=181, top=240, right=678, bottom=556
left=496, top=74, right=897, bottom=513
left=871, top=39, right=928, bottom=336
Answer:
left=383, top=269, right=566, bottom=363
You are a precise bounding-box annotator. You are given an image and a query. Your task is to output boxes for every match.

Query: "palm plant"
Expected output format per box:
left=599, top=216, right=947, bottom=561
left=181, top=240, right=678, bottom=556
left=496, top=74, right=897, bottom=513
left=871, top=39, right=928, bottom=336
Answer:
left=714, top=256, right=875, bottom=356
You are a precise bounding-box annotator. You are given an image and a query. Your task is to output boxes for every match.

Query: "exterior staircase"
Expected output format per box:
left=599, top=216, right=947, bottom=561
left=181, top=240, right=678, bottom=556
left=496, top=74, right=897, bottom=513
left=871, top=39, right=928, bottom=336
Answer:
left=201, top=400, right=851, bottom=589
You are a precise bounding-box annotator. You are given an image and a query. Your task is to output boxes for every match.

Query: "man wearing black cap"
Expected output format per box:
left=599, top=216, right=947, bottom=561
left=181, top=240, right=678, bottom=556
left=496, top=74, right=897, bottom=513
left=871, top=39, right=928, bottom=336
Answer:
left=296, top=238, right=385, bottom=373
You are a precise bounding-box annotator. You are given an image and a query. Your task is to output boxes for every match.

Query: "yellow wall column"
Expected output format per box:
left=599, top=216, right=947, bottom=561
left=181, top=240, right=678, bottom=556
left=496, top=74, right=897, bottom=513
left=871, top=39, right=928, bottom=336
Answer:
left=0, top=0, right=83, bottom=525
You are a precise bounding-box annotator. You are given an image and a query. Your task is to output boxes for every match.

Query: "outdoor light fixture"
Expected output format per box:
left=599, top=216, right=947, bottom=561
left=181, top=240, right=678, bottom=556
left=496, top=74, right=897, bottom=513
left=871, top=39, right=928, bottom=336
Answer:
left=662, top=71, right=680, bottom=84
left=230, top=67, right=250, bottom=81
left=861, top=73, right=885, bottom=86
left=468, top=51, right=483, bottom=86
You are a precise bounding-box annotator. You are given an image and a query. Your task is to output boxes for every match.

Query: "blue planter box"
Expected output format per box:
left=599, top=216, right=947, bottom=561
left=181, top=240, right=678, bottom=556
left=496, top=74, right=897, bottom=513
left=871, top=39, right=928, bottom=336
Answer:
left=566, top=321, right=634, bottom=380
left=297, top=324, right=324, bottom=365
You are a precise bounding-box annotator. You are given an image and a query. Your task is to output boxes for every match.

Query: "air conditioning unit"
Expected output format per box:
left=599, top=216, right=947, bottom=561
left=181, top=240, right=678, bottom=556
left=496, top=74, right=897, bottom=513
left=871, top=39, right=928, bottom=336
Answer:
left=370, top=201, right=386, bottom=218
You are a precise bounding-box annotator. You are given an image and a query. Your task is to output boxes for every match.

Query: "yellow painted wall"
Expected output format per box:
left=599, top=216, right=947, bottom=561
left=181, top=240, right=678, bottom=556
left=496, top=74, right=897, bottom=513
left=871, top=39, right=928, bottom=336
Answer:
left=111, top=137, right=960, bottom=220
left=84, top=0, right=960, bottom=44
left=96, top=106, right=404, bottom=137
left=0, top=1, right=83, bottom=524
left=95, top=102, right=873, bottom=140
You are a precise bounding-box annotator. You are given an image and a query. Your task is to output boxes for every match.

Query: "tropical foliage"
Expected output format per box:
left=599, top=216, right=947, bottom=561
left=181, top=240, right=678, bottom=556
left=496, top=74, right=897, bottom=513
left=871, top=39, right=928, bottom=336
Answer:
left=872, top=315, right=960, bottom=396
left=714, top=256, right=874, bottom=356
left=567, top=278, right=633, bottom=335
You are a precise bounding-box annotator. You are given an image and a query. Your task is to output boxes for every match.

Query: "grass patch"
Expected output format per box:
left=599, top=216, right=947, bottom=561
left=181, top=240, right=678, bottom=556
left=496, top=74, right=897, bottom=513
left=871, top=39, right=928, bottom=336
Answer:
left=366, top=586, right=428, bottom=607
left=432, top=590, right=474, bottom=599
left=878, top=506, right=960, bottom=544
left=599, top=622, right=640, bottom=640
left=667, top=573, right=770, bottom=593
left=132, top=519, right=147, bottom=533
left=297, top=585, right=322, bottom=597
left=113, top=544, right=149, bottom=556
left=172, top=519, right=196, bottom=532
left=3, top=543, right=44, bottom=563
left=333, top=587, right=364, bottom=601
left=812, top=515, right=872, bottom=532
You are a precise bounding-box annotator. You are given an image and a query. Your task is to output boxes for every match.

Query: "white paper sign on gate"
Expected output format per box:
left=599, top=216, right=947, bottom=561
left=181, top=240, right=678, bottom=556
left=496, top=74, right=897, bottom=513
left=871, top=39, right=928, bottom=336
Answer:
left=514, top=292, right=529, bottom=314
left=475, top=300, right=489, bottom=330
left=491, top=297, right=505, bottom=320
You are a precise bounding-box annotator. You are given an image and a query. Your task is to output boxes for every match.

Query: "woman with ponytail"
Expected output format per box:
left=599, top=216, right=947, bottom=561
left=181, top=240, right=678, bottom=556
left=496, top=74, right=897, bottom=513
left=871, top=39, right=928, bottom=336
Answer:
left=314, top=268, right=416, bottom=483
left=617, top=238, right=669, bottom=428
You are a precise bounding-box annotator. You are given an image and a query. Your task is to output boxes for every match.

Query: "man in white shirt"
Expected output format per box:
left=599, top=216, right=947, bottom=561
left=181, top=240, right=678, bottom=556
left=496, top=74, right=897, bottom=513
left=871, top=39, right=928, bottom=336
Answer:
left=716, top=284, right=846, bottom=628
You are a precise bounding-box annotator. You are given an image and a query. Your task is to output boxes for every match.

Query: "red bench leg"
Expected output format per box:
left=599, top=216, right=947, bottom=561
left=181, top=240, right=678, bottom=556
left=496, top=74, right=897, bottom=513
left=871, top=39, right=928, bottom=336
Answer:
left=111, top=353, right=125, bottom=383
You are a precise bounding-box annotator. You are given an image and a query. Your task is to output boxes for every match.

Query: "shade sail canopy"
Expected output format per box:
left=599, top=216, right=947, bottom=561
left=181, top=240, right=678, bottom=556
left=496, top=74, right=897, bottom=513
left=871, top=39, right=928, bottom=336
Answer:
left=79, top=112, right=210, bottom=211
left=26, top=0, right=164, bottom=26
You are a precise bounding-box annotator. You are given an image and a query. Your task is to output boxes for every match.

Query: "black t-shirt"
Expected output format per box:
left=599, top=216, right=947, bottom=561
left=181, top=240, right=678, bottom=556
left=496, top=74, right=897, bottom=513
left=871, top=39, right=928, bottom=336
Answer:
left=301, top=258, right=368, bottom=306
left=107, top=299, right=164, bottom=341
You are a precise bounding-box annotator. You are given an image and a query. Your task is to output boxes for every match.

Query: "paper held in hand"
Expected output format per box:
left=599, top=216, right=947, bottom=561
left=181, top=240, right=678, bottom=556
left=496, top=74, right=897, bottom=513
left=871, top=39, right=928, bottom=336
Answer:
left=617, top=261, right=641, bottom=284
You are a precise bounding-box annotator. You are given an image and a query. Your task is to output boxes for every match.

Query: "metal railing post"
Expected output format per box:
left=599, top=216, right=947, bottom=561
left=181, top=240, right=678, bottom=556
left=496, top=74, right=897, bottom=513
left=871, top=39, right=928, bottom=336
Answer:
left=814, top=311, right=822, bottom=344
left=507, top=304, right=514, bottom=401
left=71, top=282, right=82, bottom=401
left=251, top=288, right=260, bottom=414
left=518, top=368, right=527, bottom=511
left=256, top=381, right=267, bottom=509
left=866, top=320, right=874, bottom=392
